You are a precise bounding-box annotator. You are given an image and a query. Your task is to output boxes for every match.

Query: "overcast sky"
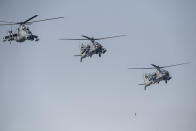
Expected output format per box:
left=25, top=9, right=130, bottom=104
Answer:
left=0, top=0, right=196, bottom=131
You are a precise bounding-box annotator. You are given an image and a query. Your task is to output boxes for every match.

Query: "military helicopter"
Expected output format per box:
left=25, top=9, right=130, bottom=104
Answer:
left=60, top=35, right=126, bottom=62
left=0, top=15, right=63, bottom=43
left=128, top=62, right=189, bottom=90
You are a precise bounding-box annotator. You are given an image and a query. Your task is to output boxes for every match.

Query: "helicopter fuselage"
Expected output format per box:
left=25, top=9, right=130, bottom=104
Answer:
left=129, top=63, right=188, bottom=90
left=79, top=41, right=107, bottom=62
left=143, top=69, right=172, bottom=88
left=3, top=25, right=39, bottom=42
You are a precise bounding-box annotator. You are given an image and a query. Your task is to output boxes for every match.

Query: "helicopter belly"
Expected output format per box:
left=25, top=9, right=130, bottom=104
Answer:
left=16, top=35, right=26, bottom=42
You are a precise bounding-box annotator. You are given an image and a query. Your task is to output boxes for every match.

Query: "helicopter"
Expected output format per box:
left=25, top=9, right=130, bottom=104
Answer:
left=60, top=35, right=126, bottom=62
left=128, top=62, right=189, bottom=90
left=0, top=15, right=64, bottom=43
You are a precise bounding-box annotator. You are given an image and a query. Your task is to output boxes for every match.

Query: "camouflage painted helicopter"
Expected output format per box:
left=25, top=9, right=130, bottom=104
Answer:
left=60, top=35, right=126, bottom=62
left=128, top=63, right=189, bottom=90
left=0, top=15, right=63, bottom=43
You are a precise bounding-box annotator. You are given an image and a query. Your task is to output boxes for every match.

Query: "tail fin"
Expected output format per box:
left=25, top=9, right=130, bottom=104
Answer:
left=143, top=73, right=147, bottom=83
left=138, top=74, right=147, bottom=90
left=143, top=73, right=148, bottom=90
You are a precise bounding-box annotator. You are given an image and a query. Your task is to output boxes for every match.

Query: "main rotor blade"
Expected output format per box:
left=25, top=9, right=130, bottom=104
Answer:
left=28, top=17, right=64, bottom=23
left=81, top=35, right=93, bottom=40
left=0, top=15, right=38, bottom=25
left=159, top=62, right=189, bottom=68
left=0, top=20, right=16, bottom=23
left=94, top=35, right=127, bottom=40
left=151, top=64, right=160, bottom=69
left=128, top=67, right=155, bottom=69
left=128, top=62, right=190, bottom=70
left=60, top=34, right=126, bottom=41
left=0, top=23, right=16, bottom=26
left=17, top=15, right=38, bottom=24
left=60, top=38, right=89, bottom=40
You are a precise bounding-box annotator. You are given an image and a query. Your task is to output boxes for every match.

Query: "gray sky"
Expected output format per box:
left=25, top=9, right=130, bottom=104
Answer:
left=0, top=0, right=196, bottom=131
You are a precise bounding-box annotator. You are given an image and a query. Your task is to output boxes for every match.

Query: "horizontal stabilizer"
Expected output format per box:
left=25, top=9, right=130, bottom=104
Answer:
left=74, top=55, right=82, bottom=56
left=138, top=83, right=147, bottom=90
